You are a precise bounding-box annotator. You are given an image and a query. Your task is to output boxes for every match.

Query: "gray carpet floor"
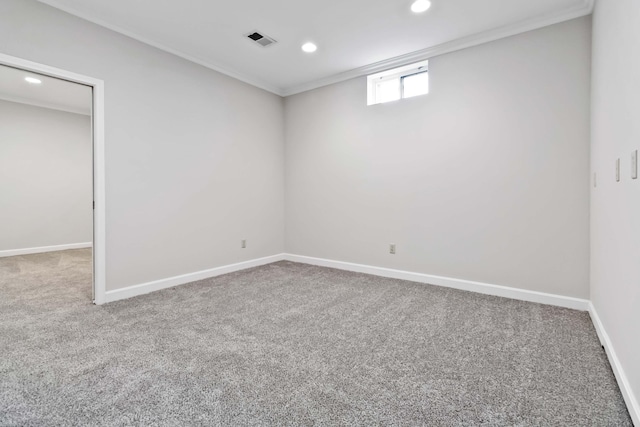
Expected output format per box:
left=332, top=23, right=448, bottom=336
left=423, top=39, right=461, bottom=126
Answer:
left=0, top=249, right=633, bottom=426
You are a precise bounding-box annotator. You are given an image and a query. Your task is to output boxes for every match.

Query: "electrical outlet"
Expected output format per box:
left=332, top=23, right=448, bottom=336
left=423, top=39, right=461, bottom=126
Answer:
left=632, top=150, right=638, bottom=180
left=616, top=158, right=620, bottom=182
left=241, top=239, right=247, bottom=249
left=389, top=244, right=396, bottom=255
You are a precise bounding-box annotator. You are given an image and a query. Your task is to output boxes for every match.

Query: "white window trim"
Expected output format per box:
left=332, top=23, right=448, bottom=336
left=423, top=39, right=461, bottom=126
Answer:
left=367, top=59, right=429, bottom=105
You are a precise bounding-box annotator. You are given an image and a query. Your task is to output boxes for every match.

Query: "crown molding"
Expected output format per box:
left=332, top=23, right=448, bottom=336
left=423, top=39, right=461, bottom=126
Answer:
left=282, top=0, right=594, bottom=96
left=0, top=94, right=90, bottom=115
left=38, top=0, right=593, bottom=99
left=36, top=0, right=285, bottom=96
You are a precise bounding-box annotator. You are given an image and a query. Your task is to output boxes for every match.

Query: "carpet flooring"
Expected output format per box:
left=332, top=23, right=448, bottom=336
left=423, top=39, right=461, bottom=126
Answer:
left=0, top=249, right=633, bottom=426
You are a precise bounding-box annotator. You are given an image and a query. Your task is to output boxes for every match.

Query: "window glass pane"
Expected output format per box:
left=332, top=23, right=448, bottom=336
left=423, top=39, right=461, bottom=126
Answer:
left=402, top=72, right=429, bottom=99
left=375, top=78, right=401, bottom=104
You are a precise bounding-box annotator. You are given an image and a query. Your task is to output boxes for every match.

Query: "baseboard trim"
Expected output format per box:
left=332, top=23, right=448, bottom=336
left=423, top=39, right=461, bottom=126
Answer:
left=103, top=252, right=589, bottom=310
left=284, top=254, right=590, bottom=311
left=0, top=242, right=92, bottom=258
left=103, top=253, right=286, bottom=304
left=589, top=303, right=640, bottom=425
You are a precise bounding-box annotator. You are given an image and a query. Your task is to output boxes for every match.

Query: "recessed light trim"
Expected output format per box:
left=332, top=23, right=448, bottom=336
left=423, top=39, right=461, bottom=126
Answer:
left=411, top=0, right=432, bottom=13
left=25, top=76, right=42, bottom=84
left=302, top=42, right=317, bottom=53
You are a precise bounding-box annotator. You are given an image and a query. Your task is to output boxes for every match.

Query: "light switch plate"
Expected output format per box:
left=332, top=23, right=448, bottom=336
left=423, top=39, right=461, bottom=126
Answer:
left=616, top=158, right=620, bottom=182
left=632, top=150, right=638, bottom=180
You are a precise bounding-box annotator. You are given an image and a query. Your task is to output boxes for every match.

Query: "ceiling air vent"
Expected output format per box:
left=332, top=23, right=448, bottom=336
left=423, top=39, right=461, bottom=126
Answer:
left=245, top=31, right=277, bottom=48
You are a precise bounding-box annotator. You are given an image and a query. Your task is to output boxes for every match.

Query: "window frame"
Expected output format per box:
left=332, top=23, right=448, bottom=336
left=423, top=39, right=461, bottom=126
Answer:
left=367, top=60, right=429, bottom=106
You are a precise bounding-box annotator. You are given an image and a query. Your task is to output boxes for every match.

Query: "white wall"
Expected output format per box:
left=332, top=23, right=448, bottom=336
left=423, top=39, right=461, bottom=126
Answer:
left=0, top=100, right=92, bottom=252
left=285, top=17, right=592, bottom=299
left=590, top=0, right=640, bottom=419
left=0, top=0, right=285, bottom=291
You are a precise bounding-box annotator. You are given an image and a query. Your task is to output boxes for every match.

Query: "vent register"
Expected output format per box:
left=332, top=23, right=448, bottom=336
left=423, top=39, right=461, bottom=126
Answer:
left=246, top=31, right=277, bottom=47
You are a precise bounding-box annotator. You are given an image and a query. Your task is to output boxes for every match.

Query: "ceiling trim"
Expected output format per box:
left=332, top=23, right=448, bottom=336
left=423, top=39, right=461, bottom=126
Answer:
left=36, top=0, right=285, bottom=96
left=0, top=94, right=91, bottom=115
left=37, top=0, right=593, bottom=99
left=282, top=0, right=594, bottom=96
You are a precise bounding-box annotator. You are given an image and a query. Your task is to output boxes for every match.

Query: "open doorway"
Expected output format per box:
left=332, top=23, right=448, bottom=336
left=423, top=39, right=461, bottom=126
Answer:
left=0, top=63, right=93, bottom=301
left=0, top=54, right=105, bottom=304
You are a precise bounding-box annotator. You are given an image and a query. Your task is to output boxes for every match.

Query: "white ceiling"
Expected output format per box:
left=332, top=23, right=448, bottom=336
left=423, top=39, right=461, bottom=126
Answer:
left=0, top=64, right=92, bottom=115
left=38, top=0, right=592, bottom=96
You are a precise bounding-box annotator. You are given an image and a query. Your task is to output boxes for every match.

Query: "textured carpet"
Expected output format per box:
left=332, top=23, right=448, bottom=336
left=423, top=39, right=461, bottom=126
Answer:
left=0, top=250, right=633, bottom=426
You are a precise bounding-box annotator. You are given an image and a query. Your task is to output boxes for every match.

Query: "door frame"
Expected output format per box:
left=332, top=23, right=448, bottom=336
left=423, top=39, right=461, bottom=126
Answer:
left=0, top=52, right=106, bottom=304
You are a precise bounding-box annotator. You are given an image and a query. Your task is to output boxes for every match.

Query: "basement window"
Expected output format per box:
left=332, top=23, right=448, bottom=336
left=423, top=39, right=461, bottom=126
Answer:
left=367, top=60, right=429, bottom=105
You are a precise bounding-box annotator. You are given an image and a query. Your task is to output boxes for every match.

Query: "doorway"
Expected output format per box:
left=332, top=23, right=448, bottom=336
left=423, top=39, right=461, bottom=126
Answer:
left=0, top=53, right=105, bottom=304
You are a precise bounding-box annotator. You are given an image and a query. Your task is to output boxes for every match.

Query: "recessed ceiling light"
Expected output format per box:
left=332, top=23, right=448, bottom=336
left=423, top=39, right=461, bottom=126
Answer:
left=411, top=0, right=431, bottom=13
left=301, top=42, right=317, bottom=53
left=25, top=77, right=42, bottom=84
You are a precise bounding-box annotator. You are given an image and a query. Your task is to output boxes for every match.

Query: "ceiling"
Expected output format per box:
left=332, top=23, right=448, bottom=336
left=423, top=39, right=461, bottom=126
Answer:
left=0, top=64, right=92, bottom=115
left=38, top=0, right=592, bottom=96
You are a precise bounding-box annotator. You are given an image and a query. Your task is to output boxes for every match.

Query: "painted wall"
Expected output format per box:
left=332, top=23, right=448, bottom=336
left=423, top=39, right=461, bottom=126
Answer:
left=0, top=0, right=285, bottom=291
left=285, top=17, right=592, bottom=299
left=590, top=0, right=640, bottom=418
left=0, top=100, right=92, bottom=252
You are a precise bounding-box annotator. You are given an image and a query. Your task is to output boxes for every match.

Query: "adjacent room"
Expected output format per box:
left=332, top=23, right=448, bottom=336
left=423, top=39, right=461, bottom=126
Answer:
left=0, top=0, right=638, bottom=425
left=0, top=64, right=94, bottom=300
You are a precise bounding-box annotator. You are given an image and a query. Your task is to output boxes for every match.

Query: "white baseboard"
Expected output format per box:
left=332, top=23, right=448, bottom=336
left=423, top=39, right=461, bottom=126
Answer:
left=284, top=254, right=590, bottom=311
left=589, top=303, right=640, bottom=425
left=0, top=242, right=92, bottom=258
left=104, top=251, right=588, bottom=310
left=104, top=253, right=286, bottom=304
